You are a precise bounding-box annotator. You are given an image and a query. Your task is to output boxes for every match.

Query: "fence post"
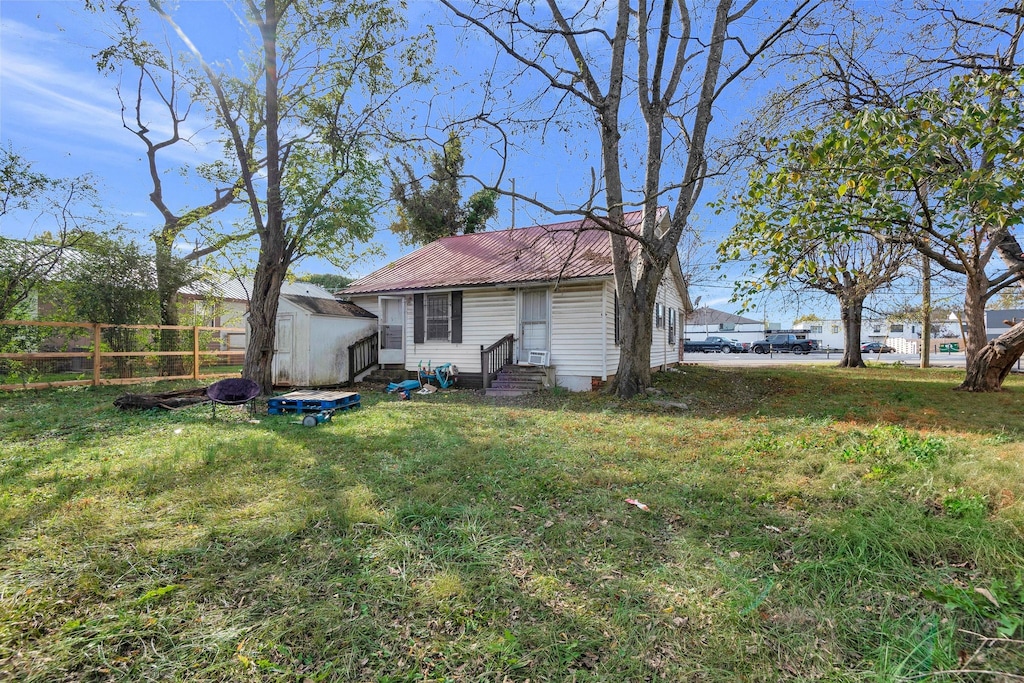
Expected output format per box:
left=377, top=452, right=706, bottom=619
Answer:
left=348, top=344, right=356, bottom=386
left=192, top=326, right=200, bottom=380
left=92, top=324, right=101, bottom=387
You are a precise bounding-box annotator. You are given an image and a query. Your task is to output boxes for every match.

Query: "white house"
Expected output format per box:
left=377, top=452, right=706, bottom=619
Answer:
left=791, top=316, right=958, bottom=353
left=683, top=307, right=766, bottom=347
left=338, top=209, right=692, bottom=391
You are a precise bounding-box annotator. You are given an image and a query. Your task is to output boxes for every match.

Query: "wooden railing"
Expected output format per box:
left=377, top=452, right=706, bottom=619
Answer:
left=0, top=320, right=245, bottom=391
left=347, top=330, right=379, bottom=386
left=480, top=333, right=515, bottom=389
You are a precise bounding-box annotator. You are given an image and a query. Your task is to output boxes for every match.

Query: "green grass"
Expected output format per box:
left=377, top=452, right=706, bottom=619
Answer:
left=1, top=365, right=1023, bottom=681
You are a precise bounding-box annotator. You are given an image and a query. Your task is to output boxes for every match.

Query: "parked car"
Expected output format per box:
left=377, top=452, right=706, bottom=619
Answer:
left=750, top=334, right=819, bottom=355
left=682, top=336, right=747, bottom=353
left=861, top=342, right=895, bottom=353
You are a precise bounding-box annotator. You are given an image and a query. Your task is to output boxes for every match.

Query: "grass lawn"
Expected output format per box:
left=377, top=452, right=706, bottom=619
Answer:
left=1, top=365, right=1022, bottom=681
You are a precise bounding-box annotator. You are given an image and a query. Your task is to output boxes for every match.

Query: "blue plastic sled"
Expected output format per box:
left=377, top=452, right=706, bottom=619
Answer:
left=386, top=379, right=421, bottom=400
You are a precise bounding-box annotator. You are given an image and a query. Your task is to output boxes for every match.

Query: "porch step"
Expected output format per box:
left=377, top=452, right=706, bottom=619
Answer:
left=484, top=387, right=538, bottom=398
left=484, top=363, right=550, bottom=397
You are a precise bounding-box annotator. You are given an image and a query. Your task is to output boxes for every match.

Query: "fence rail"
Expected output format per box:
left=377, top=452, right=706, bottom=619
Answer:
left=480, top=333, right=515, bottom=390
left=0, top=319, right=246, bottom=391
left=347, top=331, right=379, bottom=386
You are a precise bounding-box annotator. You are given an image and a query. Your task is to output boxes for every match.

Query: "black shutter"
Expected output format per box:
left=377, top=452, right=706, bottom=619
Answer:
left=450, top=290, right=463, bottom=343
left=413, top=293, right=424, bottom=344
left=614, top=291, right=620, bottom=346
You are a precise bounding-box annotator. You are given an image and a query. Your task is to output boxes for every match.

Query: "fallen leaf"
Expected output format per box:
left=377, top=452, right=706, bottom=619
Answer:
left=975, top=587, right=1000, bottom=607
left=510, top=505, right=525, bottom=512
left=544, top=520, right=554, bottom=528
left=729, top=551, right=741, bottom=559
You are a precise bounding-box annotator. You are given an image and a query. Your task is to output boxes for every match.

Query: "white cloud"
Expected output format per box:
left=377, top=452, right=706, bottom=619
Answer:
left=1, top=17, right=223, bottom=167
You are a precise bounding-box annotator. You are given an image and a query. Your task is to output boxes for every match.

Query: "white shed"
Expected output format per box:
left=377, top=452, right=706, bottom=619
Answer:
left=271, top=294, right=377, bottom=387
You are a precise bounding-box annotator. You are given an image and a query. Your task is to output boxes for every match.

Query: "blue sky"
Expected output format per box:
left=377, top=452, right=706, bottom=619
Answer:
left=0, top=0, right=828, bottom=322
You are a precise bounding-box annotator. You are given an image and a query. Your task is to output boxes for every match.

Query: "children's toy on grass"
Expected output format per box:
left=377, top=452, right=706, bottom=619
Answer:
left=419, top=361, right=458, bottom=389
left=386, top=379, right=421, bottom=400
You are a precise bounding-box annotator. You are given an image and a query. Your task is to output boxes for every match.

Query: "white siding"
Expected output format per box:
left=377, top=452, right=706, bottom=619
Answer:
left=603, top=280, right=620, bottom=373
left=650, top=274, right=685, bottom=369
left=349, top=289, right=517, bottom=374
left=348, top=268, right=686, bottom=389
left=550, top=282, right=606, bottom=385
left=307, top=315, right=376, bottom=386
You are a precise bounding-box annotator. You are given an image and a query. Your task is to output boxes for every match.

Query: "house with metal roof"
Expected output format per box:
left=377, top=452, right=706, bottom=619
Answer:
left=339, top=208, right=691, bottom=391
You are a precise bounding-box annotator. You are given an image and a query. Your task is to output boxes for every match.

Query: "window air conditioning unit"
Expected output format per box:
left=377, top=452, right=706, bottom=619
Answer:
left=527, top=350, right=548, bottom=366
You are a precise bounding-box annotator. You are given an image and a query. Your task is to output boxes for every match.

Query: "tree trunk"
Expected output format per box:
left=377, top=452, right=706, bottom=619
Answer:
left=244, top=251, right=286, bottom=395
left=837, top=293, right=866, bottom=368
left=958, top=319, right=1024, bottom=391
left=154, top=237, right=184, bottom=376
left=920, top=253, right=931, bottom=368
left=242, top=0, right=285, bottom=397
left=607, top=283, right=655, bottom=397
left=962, top=272, right=989, bottom=366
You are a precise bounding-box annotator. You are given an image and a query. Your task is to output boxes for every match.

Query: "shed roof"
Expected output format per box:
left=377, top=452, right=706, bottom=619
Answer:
left=685, top=306, right=761, bottom=326
left=181, top=276, right=337, bottom=302
left=340, top=210, right=658, bottom=295
left=282, top=294, right=376, bottom=318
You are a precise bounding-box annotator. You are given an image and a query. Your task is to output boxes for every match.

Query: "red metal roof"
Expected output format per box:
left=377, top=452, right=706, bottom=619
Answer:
left=341, top=210, right=653, bottom=295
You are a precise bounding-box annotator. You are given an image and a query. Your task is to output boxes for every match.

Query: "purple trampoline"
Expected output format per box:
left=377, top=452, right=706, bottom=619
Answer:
left=206, top=378, right=261, bottom=417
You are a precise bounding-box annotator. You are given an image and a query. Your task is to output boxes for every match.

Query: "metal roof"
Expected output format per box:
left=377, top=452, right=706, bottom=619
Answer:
left=181, top=275, right=336, bottom=302
left=685, top=306, right=762, bottom=326
left=340, top=210, right=658, bottom=295
left=282, top=294, right=376, bottom=318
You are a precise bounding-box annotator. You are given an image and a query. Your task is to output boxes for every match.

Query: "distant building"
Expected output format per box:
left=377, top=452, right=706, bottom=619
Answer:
left=683, top=307, right=766, bottom=346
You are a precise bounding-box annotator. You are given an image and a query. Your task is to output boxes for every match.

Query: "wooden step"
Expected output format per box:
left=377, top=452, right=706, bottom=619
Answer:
left=484, top=387, right=538, bottom=398
left=489, top=379, right=544, bottom=390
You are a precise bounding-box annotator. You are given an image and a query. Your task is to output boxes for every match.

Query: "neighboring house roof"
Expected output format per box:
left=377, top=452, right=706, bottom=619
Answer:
left=341, top=209, right=662, bottom=295
left=685, top=306, right=761, bottom=326
left=282, top=294, right=376, bottom=318
left=181, top=275, right=336, bottom=302
left=986, top=308, right=1024, bottom=329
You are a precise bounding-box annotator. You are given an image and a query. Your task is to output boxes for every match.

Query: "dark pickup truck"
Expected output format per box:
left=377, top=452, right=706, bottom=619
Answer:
left=750, top=334, right=819, bottom=355
left=683, top=336, right=746, bottom=353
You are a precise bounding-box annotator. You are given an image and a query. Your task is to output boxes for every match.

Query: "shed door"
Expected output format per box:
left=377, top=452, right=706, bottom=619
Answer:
left=272, top=313, right=294, bottom=385
left=379, top=296, right=405, bottom=366
left=519, top=289, right=550, bottom=360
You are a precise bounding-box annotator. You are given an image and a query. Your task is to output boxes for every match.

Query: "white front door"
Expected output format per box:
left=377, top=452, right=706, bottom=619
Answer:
left=379, top=296, right=405, bottom=365
left=272, top=313, right=294, bottom=385
left=519, top=289, right=550, bottom=362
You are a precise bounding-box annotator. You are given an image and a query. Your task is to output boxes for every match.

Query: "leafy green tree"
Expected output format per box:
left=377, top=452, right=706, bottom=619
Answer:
left=43, top=234, right=163, bottom=377
left=296, top=273, right=354, bottom=292
left=95, top=2, right=245, bottom=331
left=45, top=233, right=160, bottom=326
left=390, top=132, right=498, bottom=246
left=0, top=147, right=99, bottom=319
left=738, top=69, right=1024, bottom=389
left=151, top=0, right=432, bottom=394
left=719, top=127, right=914, bottom=368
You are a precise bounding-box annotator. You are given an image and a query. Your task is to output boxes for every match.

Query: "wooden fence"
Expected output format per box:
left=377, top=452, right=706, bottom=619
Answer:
left=0, top=319, right=246, bottom=391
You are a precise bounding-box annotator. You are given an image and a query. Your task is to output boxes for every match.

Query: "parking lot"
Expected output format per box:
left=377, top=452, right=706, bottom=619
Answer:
left=678, top=349, right=969, bottom=368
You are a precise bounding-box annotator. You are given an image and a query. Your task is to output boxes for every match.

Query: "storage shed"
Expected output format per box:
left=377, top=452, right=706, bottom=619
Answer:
left=271, top=294, right=377, bottom=387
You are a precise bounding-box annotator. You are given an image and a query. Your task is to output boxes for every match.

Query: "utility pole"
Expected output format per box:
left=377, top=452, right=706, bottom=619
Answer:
left=921, top=253, right=931, bottom=368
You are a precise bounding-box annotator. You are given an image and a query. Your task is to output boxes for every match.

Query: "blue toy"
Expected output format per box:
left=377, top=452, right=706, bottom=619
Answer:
left=386, top=378, right=421, bottom=400
left=418, top=361, right=458, bottom=389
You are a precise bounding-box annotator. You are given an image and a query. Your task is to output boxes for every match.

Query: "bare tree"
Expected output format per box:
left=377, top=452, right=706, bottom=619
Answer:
left=97, top=3, right=245, bottom=331
left=151, top=0, right=431, bottom=393
left=440, top=0, right=820, bottom=397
